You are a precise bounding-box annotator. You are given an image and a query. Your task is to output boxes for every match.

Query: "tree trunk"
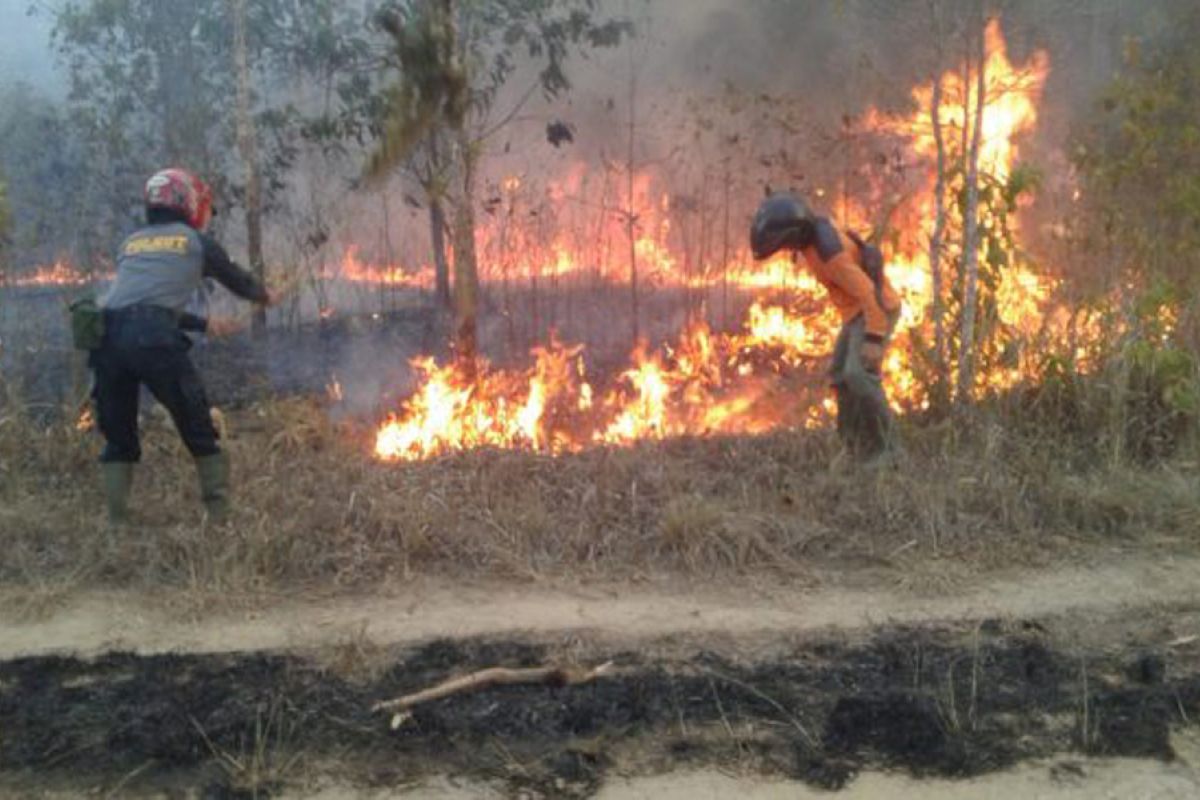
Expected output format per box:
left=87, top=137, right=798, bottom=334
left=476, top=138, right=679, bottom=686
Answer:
left=956, top=11, right=988, bottom=404
left=150, top=1, right=182, bottom=161
left=426, top=131, right=452, bottom=309
left=429, top=197, right=451, bottom=308
left=451, top=126, right=479, bottom=363
left=928, top=0, right=949, bottom=410
left=381, top=190, right=392, bottom=314
left=230, top=0, right=267, bottom=334
left=626, top=60, right=639, bottom=346
left=438, top=0, right=478, bottom=363
left=721, top=164, right=731, bottom=330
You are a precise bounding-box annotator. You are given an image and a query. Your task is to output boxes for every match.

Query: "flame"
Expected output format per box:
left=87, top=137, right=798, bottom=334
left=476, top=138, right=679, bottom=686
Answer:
left=374, top=313, right=830, bottom=461
left=370, top=18, right=1077, bottom=460
left=864, top=20, right=1048, bottom=183
left=375, top=338, right=595, bottom=460
left=76, top=407, right=94, bottom=432
left=327, top=378, right=344, bottom=404
left=6, top=20, right=1097, bottom=463
left=326, top=245, right=432, bottom=288
left=3, top=262, right=95, bottom=288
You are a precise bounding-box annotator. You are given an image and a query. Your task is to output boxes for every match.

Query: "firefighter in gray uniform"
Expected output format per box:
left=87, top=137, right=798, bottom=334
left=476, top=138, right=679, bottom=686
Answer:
left=94, top=168, right=275, bottom=522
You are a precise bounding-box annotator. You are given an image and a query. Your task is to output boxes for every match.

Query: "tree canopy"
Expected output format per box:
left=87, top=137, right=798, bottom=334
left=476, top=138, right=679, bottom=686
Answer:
left=367, top=0, right=631, bottom=178
left=45, top=0, right=376, bottom=249
left=1075, top=4, right=1200, bottom=297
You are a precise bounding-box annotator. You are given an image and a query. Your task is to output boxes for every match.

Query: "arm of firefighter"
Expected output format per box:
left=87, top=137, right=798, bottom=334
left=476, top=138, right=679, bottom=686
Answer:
left=178, top=311, right=209, bottom=333
left=200, top=235, right=271, bottom=305
left=823, top=251, right=891, bottom=342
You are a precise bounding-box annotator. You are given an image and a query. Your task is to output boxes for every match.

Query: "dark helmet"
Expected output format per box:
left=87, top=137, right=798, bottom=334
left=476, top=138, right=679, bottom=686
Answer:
left=750, top=191, right=815, bottom=260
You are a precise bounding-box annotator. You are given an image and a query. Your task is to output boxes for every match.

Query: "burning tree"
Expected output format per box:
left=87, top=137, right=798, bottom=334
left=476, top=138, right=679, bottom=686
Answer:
left=860, top=13, right=1051, bottom=410
left=369, top=13, right=1091, bottom=462
left=367, top=0, right=630, bottom=360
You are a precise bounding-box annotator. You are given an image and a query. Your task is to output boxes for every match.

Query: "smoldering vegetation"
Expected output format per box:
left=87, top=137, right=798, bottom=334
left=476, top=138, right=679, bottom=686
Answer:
left=0, top=0, right=1195, bottom=606
left=1, top=5, right=1200, bottom=796
left=0, top=279, right=773, bottom=415
left=0, top=0, right=1198, bottom=600
left=1, top=617, right=1197, bottom=797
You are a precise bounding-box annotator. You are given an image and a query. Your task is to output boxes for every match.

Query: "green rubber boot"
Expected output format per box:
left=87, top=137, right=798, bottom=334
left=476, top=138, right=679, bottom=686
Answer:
left=194, top=452, right=231, bottom=522
left=101, top=462, right=134, bottom=524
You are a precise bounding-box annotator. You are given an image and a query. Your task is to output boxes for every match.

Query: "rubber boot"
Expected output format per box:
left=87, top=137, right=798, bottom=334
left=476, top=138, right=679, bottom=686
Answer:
left=101, top=462, right=134, bottom=524
left=857, top=391, right=892, bottom=459
left=194, top=452, right=231, bottom=522
left=834, top=384, right=866, bottom=455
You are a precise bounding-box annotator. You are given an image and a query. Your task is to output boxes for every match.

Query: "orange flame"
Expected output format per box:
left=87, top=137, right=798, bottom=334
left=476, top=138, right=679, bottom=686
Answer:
left=371, top=19, right=1074, bottom=460
left=3, top=262, right=95, bottom=288
left=375, top=337, right=596, bottom=460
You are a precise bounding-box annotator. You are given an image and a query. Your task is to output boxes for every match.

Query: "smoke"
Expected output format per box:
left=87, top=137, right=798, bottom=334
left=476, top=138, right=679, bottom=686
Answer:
left=0, top=0, right=59, bottom=90
left=1, top=0, right=1189, bottom=421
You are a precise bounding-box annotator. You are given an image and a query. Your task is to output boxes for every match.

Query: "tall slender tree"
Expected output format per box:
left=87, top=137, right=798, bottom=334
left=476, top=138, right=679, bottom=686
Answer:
left=369, top=0, right=630, bottom=359
left=0, top=175, right=11, bottom=266
left=47, top=0, right=373, bottom=270
left=230, top=0, right=267, bottom=333
left=927, top=0, right=950, bottom=409
left=956, top=6, right=989, bottom=404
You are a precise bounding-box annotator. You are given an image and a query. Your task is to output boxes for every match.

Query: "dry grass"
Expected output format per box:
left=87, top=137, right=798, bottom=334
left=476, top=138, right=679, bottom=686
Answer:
left=0, top=386, right=1197, bottom=605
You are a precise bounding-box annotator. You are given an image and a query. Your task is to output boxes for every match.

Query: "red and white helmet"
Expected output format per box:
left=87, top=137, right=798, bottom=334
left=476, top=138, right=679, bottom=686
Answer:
left=144, top=168, right=213, bottom=231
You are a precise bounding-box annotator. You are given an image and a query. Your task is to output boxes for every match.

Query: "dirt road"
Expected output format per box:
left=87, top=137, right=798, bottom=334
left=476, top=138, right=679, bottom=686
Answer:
left=4, top=551, right=1198, bottom=659
left=2, top=552, right=1198, bottom=798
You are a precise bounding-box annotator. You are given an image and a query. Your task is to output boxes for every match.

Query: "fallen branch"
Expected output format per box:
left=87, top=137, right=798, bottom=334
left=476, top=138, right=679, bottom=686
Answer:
left=372, top=661, right=615, bottom=713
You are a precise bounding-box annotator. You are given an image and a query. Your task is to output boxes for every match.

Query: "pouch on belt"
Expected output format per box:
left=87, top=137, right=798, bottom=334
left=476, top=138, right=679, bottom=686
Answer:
left=68, top=295, right=105, bottom=351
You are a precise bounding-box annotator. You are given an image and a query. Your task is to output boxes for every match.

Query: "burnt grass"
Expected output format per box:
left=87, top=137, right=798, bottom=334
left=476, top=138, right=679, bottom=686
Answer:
left=2, top=622, right=1197, bottom=797
left=1, top=281, right=770, bottom=416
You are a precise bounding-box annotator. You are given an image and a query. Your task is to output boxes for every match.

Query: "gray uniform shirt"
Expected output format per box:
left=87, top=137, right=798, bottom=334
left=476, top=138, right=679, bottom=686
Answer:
left=103, top=222, right=205, bottom=312
left=102, top=221, right=268, bottom=315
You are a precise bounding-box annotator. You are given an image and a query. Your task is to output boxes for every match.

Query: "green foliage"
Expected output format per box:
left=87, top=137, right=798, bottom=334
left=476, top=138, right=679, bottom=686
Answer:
left=0, top=83, right=94, bottom=263
left=368, top=1, right=468, bottom=179
left=908, top=151, right=1042, bottom=406
left=1022, top=278, right=1198, bottom=464
left=1126, top=282, right=1199, bottom=418
left=45, top=0, right=372, bottom=248
left=1066, top=5, right=1200, bottom=459
left=953, top=164, right=1038, bottom=391
left=1074, top=5, right=1200, bottom=298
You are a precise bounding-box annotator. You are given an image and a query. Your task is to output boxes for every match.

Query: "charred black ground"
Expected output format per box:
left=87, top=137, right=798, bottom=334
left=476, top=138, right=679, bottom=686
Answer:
left=1, top=283, right=774, bottom=417
left=2, top=619, right=1196, bottom=798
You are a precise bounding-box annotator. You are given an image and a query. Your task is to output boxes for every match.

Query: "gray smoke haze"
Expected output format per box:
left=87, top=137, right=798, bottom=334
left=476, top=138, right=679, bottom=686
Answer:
left=0, top=0, right=59, bottom=89
left=0, top=0, right=1178, bottom=276
left=0, top=0, right=1192, bottom=415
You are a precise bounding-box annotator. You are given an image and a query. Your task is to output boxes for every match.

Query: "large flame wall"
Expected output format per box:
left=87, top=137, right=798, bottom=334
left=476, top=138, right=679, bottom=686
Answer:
left=373, top=20, right=1073, bottom=461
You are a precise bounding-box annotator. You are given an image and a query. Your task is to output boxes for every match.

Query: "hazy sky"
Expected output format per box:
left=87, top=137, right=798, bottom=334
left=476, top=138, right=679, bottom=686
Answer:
left=0, top=0, right=59, bottom=88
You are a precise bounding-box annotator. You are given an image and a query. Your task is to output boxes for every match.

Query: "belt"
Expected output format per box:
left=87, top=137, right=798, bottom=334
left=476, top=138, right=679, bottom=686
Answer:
left=105, top=304, right=179, bottom=321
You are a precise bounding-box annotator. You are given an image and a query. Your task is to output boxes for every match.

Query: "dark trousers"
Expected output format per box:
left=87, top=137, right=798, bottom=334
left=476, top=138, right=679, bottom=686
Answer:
left=91, top=306, right=219, bottom=463
left=829, top=313, right=897, bottom=455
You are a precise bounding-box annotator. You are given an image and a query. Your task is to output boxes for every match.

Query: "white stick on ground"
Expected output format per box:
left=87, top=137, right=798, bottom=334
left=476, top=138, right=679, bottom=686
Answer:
left=371, top=661, right=615, bottom=713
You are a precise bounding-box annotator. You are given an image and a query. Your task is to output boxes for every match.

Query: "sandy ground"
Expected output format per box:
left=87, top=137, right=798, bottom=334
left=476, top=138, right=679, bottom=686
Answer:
left=296, top=735, right=1200, bottom=799
left=25, top=754, right=1200, bottom=800
left=3, top=551, right=1198, bottom=659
